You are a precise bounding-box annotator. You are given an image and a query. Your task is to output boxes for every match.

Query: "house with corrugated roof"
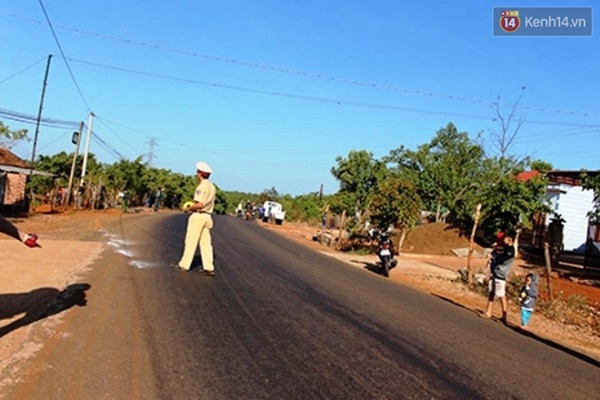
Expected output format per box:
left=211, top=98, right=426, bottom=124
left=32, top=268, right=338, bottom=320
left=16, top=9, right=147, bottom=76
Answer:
left=520, top=169, right=599, bottom=261
left=0, top=148, right=52, bottom=209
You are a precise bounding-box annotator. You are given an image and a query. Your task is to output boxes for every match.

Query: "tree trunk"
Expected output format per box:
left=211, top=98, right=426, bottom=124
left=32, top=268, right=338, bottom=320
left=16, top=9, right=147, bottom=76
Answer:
left=435, top=202, right=441, bottom=223
left=514, top=228, right=521, bottom=259
left=467, top=203, right=482, bottom=286
left=336, top=210, right=346, bottom=250
left=397, top=227, right=407, bottom=253
left=544, top=242, right=554, bottom=302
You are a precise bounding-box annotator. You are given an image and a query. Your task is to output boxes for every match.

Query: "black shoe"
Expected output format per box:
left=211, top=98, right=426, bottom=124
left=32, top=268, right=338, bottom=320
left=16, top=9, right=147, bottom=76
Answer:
left=201, top=270, right=215, bottom=277
left=169, top=263, right=188, bottom=272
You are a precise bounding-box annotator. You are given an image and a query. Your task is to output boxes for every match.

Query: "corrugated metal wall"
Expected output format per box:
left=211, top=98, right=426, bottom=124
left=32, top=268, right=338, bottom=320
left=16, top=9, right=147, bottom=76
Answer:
left=554, top=184, right=594, bottom=253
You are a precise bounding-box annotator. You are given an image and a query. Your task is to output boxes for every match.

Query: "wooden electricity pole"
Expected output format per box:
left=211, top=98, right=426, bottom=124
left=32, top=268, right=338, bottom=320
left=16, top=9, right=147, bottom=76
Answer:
left=29, top=54, right=53, bottom=174
left=467, top=203, right=482, bottom=285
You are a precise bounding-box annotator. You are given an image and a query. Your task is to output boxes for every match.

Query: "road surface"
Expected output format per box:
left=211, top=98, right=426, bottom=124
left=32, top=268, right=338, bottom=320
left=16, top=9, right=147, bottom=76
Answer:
left=6, top=214, right=599, bottom=399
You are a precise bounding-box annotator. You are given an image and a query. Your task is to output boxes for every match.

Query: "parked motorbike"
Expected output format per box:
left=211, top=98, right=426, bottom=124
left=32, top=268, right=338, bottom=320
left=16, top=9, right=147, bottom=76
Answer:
left=369, top=229, right=398, bottom=277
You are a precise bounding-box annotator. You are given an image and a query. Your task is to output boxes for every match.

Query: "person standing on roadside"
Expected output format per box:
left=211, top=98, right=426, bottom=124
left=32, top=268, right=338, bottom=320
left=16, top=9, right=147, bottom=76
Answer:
left=172, top=161, right=216, bottom=276
left=119, top=190, right=130, bottom=213
left=0, top=215, right=39, bottom=247
left=153, top=187, right=164, bottom=212
left=483, top=230, right=516, bottom=324
left=519, top=273, right=539, bottom=330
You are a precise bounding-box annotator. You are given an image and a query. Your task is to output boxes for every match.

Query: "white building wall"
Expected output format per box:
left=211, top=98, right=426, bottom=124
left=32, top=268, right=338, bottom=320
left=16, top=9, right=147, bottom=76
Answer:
left=549, top=184, right=594, bottom=253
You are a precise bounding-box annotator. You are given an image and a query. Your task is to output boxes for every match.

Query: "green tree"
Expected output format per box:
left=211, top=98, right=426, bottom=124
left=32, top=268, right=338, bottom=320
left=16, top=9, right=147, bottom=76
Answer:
left=0, top=121, right=28, bottom=150
left=480, top=166, right=549, bottom=236
left=581, top=171, right=600, bottom=224
left=369, top=178, right=422, bottom=250
left=281, top=193, right=322, bottom=223
left=453, top=157, right=551, bottom=242
left=213, top=186, right=230, bottom=215
left=259, top=187, right=280, bottom=202
left=386, top=122, right=551, bottom=242
left=28, top=151, right=102, bottom=198
left=331, top=150, right=388, bottom=225
left=104, top=157, right=148, bottom=203
left=387, top=123, right=485, bottom=222
left=529, top=159, right=553, bottom=174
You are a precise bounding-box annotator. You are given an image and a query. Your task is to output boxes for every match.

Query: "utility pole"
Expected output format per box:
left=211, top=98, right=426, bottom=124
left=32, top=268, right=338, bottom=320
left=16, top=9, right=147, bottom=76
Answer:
left=80, top=112, right=95, bottom=186
left=65, top=121, right=84, bottom=206
left=29, top=54, right=53, bottom=175
left=466, top=203, right=482, bottom=286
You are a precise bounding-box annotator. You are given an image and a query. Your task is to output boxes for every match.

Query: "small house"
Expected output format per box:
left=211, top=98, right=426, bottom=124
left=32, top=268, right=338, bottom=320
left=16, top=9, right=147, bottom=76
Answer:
left=545, top=170, right=599, bottom=254
left=0, top=148, right=52, bottom=209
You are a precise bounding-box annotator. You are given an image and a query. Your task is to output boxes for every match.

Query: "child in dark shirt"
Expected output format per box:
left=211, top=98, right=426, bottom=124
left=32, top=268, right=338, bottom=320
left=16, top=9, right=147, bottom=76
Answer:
left=484, top=231, right=516, bottom=324
left=520, top=273, right=539, bottom=330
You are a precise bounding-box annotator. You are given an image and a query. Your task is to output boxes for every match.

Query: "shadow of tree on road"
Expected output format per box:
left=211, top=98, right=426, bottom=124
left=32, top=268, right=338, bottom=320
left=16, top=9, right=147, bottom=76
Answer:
left=0, top=283, right=91, bottom=337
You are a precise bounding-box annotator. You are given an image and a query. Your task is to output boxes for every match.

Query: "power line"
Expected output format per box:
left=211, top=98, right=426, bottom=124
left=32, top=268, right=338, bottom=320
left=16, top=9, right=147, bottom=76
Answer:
left=94, top=114, right=142, bottom=155
left=37, top=126, right=73, bottom=152
left=513, top=127, right=600, bottom=144
left=4, top=12, right=599, bottom=120
left=0, top=107, right=79, bottom=129
left=90, top=129, right=125, bottom=161
left=0, top=56, right=47, bottom=85
left=67, top=57, right=600, bottom=129
left=36, top=1, right=92, bottom=112
left=92, top=116, right=148, bottom=137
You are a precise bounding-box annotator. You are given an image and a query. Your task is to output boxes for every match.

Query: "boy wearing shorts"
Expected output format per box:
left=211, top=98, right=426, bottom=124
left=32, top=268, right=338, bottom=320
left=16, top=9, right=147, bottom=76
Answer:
left=484, top=231, right=515, bottom=324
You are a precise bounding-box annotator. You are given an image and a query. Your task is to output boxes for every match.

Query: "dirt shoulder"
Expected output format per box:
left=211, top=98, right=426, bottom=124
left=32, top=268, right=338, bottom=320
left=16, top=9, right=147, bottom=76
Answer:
left=0, top=209, right=150, bottom=394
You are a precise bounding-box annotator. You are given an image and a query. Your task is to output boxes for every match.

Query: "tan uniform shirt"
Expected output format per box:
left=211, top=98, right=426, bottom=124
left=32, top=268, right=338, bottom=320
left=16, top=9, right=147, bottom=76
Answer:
left=193, top=179, right=216, bottom=213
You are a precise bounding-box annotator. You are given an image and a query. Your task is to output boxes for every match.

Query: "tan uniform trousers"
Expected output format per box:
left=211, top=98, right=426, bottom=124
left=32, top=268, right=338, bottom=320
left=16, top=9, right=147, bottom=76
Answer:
left=178, top=212, right=214, bottom=271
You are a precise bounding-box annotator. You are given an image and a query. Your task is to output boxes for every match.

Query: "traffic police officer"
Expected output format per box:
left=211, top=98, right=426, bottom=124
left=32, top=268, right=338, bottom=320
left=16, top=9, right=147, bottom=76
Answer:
left=174, top=161, right=216, bottom=275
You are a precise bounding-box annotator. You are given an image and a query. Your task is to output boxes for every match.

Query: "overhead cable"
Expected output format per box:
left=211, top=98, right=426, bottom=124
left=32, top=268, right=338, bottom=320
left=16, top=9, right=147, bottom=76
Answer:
left=94, top=114, right=143, bottom=155
left=0, top=107, right=79, bottom=129
left=36, top=1, right=92, bottom=112
left=67, top=57, right=600, bottom=129
left=90, top=130, right=125, bottom=161
left=4, top=12, right=598, bottom=119
left=0, top=56, right=47, bottom=85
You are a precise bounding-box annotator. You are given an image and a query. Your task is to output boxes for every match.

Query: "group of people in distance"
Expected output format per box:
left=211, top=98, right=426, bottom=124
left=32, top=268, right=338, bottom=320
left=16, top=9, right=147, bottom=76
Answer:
left=484, top=230, right=539, bottom=330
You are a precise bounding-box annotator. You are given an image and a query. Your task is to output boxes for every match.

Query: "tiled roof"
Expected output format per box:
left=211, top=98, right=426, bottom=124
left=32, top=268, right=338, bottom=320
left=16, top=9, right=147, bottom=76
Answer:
left=517, top=170, right=541, bottom=182
left=0, top=148, right=29, bottom=168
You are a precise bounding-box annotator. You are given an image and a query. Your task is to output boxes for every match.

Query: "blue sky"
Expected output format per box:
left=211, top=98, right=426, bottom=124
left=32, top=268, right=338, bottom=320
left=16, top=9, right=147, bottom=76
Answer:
left=1, top=1, right=598, bottom=195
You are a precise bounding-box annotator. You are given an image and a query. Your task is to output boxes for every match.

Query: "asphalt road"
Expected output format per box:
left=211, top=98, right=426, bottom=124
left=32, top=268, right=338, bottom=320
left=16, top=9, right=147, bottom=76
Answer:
left=7, top=214, right=599, bottom=399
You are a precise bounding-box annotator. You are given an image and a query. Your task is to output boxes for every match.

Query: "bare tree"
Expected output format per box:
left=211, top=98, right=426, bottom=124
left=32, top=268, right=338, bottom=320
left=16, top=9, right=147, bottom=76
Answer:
left=490, top=89, right=526, bottom=171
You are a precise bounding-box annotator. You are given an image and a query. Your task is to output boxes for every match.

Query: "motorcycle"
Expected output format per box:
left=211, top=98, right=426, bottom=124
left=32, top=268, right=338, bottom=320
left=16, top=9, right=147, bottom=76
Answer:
left=244, top=207, right=258, bottom=221
left=369, top=229, right=398, bottom=277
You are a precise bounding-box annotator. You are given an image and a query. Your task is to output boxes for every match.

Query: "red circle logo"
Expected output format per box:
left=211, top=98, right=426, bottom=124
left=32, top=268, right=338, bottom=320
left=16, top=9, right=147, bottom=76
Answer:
left=500, top=12, right=520, bottom=33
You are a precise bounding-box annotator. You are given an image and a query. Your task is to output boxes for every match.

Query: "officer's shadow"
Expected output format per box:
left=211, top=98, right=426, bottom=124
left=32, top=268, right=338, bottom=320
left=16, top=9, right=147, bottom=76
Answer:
left=0, top=283, right=91, bottom=337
